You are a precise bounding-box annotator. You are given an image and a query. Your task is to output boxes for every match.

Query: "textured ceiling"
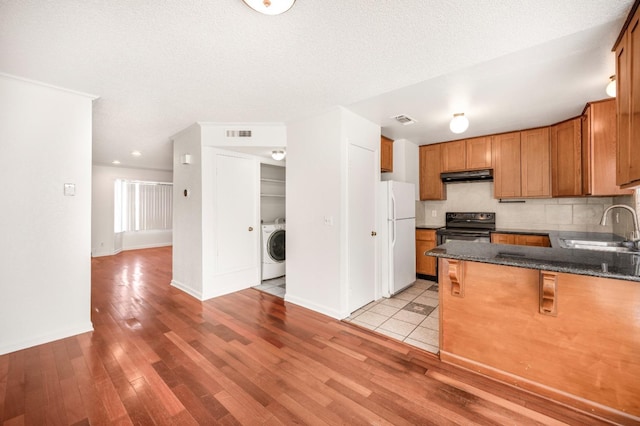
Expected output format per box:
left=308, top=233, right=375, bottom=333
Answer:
left=0, top=0, right=634, bottom=170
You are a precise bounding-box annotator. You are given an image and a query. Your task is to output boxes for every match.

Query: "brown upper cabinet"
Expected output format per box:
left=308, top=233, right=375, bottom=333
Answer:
left=521, top=127, right=551, bottom=198
left=615, top=3, right=640, bottom=188
left=419, top=144, right=446, bottom=200
left=381, top=135, right=393, bottom=172
left=441, top=137, right=492, bottom=172
left=582, top=99, right=633, bottom=196
left=492, top=132, right=522, bottom=198
left=551, top=118, right=582, bottom=197
left=493, top=129, right=550, bottom=199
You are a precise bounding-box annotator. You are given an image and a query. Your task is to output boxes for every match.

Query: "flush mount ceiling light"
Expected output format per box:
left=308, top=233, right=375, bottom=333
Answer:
left=606, top=75, right=616, bottom=97
left=271, top=150, right=286, bottom=161
left=242, top=0, right=295, bottom=15
left=449, top=113, right=469, bottom=134
left=112, top=160, right=121, bottom=165
left=131, top=150, right=142, bottom=157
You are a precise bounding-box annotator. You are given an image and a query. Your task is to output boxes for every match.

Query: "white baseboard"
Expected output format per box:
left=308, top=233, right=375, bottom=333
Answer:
left=122, top=242, right=172, bottom=251
left=171, top=279, right=203, bottom=300
left=284, top=294, right=344, bottom=319
left=0, top=322, right=94, bottom=356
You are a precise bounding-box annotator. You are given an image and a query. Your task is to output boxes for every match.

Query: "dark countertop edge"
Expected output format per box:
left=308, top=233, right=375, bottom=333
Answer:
left=416, top=225, right=444, bottom=230
left=427, top=249, right=640, bottom=282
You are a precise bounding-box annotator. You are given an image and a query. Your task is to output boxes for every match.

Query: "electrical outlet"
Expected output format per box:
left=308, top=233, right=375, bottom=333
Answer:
left=324, top=216, right=334, bottom=226
left=431, top=210, right=437, bottom=217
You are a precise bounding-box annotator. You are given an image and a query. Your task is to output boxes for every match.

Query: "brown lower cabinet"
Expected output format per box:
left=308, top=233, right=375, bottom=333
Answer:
left=416, top=229, right=437, bottom=277
left=438, top=258, right=640, bottom=424
left=490, top=232, right=551, bottom=247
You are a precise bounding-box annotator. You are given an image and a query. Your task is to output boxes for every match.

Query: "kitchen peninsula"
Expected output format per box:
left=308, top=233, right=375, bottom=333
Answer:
left=427, top=236, right=640, bottom=424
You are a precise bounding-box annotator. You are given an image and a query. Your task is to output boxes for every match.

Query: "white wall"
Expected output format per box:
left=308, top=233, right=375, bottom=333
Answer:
left=172, top=124, right=204, bottom=299
left=91, top=165, right=173, bottom=257
left=0, top=74, right=95, bottom=355
left=287, top=108, right=344, bottom=317
left=286, top=107, right=379, bottom=318
left=418, top=181, right=628, bottom=233
left=381, top=139, right=420, bottom=199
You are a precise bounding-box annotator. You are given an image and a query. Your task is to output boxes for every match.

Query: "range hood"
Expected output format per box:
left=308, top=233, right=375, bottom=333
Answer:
left=441, top=169, right=493, bottom=183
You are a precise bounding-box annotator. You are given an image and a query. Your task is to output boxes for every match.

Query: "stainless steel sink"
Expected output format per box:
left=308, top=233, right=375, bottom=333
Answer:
left=558, top=238, right=638, bottom=253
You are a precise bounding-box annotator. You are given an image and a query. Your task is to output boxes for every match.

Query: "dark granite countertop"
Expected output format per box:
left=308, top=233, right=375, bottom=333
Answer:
left=416, top=225, right=444, bottom=230
left=427, top=232, right=640, bottom=282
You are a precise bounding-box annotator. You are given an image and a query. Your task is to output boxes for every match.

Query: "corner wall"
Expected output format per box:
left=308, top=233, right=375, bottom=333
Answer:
left=0, top=74, right=95, bottom=355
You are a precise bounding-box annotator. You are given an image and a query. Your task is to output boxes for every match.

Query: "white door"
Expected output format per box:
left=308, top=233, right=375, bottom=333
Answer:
left=348, top=143, right=377, bottom=313
left=215, top=153, right=260, bottom=291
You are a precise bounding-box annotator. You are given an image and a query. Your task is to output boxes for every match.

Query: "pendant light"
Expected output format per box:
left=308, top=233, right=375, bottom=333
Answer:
left=242, top=0, right=296, bottom=15
left=271, top=150, right=286, bottom=161
left=606, top=75, right=616, bottom=97
left=449, top=113, right=469, bottom=134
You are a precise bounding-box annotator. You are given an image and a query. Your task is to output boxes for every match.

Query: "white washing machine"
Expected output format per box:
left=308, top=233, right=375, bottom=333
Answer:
left=261, top=222, right=285, bottom=280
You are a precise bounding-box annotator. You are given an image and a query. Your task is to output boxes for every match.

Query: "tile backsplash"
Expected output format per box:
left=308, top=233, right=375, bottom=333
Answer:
left=417, top=182, right=637, bottom=236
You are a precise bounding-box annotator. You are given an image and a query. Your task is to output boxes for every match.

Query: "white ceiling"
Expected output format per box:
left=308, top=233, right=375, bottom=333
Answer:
left=0, top=0, right=633, bottom=171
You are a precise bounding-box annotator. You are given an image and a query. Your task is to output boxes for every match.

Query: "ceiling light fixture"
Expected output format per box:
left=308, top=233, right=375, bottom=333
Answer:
left=606, top=75, right=616, bottom=97
left=242, top=0, right=295, bottom=15
left=131, top=150, right=142, bottom=157
left=112, top=160, right=121, bottom=165
left=449, top=113, right=469, bottom=134
left=271, top=150, right=286, bottom=161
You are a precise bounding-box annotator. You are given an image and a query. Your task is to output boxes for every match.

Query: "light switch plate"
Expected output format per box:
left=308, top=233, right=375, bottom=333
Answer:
left=64, top=183, right=76, bottom=196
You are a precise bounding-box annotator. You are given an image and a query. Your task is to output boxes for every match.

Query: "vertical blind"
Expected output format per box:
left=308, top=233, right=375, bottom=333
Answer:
left=114, top=180, right=173, bottom=232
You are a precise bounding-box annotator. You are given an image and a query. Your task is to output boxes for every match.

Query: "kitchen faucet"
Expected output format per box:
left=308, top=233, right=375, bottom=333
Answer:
left=600, top=204, right=640, bottom=241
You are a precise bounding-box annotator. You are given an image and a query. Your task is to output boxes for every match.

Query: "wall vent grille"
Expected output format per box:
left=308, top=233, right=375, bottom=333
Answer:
left=392, top=115, right=417, bottom=125
left=226, top=130, right=252, bottom=137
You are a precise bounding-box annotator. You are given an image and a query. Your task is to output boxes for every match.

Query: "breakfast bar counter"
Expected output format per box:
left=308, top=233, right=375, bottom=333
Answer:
left=426, top=236, right=640, bottom=424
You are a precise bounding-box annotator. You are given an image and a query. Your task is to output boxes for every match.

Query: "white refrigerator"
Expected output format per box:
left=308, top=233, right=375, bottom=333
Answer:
left=378, top=181, right=416, bottom=296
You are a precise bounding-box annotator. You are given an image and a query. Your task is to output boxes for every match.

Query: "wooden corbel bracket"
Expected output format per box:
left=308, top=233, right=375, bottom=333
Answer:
left=448, top=260, right=464, bottom=297
left=539, top=271, right=558, bottom=316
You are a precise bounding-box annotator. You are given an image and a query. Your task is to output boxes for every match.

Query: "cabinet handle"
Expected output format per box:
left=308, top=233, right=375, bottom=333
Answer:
left=539, top=271, right=558, bottom=316
left=371, top=231, right=377, bottom=236
left=448, top=260, right=464, bottom=297
left=248, top=226, right=254, bottom=231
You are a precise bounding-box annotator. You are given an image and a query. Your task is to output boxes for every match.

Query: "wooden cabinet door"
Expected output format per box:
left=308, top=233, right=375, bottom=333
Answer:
left=521, top=127, right=551, bottom=198
left=617, top=29, right=631, bottom=186
left=583, top=100, right=633, bottom=196
left=551, top=118, right=581, bottom=197
left=514, top=234, right=551, bottom=247
left=416, top=230, right=436, bottom=276
left=380, top=136, right=393, bottom=172
left=629, top=12, right=640, bottom=184
left=492, top=132, right=521, bottom=198
left=491, top=233, right=515, bottom=245
left=419, top=144, right=445, bottom=200
left=466, top=136, right=492, bottom=170
left=441, top=140, right=466, bottom=172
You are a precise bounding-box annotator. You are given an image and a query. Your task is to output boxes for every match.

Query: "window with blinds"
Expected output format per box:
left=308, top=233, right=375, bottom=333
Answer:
left=114, top=180, right=173, bottom=232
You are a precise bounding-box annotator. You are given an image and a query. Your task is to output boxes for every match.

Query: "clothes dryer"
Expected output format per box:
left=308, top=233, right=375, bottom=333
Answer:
left=261, top=223, right=285, bottom=280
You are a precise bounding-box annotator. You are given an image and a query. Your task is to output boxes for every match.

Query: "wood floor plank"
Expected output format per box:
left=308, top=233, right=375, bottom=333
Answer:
left=0, top=247, right=616, bottom=425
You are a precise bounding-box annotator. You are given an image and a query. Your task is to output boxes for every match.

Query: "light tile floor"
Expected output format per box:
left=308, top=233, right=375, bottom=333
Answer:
left=253, top=276, right=286, bottom=298
left=344, top=279, right=439, bottom=354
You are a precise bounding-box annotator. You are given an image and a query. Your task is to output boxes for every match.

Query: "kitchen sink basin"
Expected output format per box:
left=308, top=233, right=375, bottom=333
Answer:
left=558, top=238, right=638, bottom=253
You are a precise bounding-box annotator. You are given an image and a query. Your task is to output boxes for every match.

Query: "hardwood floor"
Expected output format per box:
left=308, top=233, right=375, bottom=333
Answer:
left=0, top=247, right=612, bottom=425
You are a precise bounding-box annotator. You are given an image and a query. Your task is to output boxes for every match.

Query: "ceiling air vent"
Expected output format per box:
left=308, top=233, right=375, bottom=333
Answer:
left=392, top=115, right=417, bottom=125
left=226, top=130, right=252, bottom=138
